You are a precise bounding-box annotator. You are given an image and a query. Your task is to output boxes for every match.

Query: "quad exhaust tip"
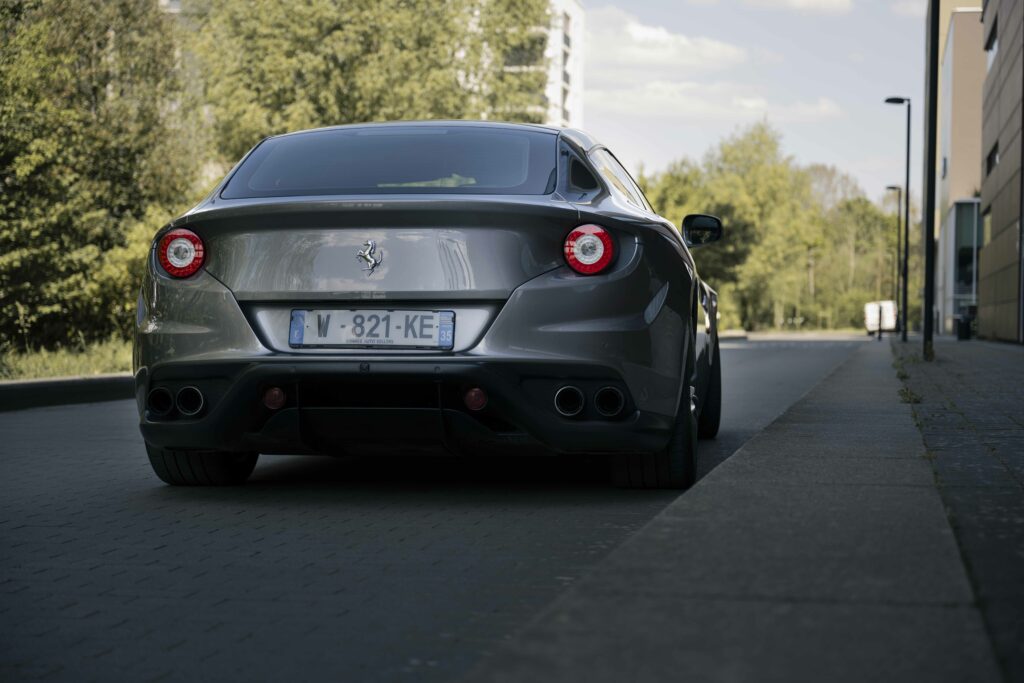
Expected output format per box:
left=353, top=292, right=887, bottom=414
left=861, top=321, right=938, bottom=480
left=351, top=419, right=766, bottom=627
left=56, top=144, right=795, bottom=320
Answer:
left=554, top=385, right=585, bottom=417
left=146, top=387, right=174, bottom=417
left=595, top=386, right=625, bottom=418
left=175, top=386, right=205, bottom=417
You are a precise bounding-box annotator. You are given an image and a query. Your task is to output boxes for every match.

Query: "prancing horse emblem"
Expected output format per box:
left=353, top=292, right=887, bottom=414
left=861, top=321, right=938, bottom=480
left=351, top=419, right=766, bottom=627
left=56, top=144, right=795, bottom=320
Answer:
left=356, top=240, right=383, bottom=274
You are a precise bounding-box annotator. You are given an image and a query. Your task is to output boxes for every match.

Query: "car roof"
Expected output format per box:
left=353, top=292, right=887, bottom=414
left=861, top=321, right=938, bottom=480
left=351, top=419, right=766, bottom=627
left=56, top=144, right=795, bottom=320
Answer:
left=269, top=120, right=601, bottom=151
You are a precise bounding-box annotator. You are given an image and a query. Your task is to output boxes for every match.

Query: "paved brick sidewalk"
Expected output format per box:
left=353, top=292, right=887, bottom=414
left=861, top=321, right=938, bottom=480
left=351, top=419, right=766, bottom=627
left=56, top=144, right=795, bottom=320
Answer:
left=0, top=400, right=676, bottom=683
left=894, top=337, right=1024, bottom=682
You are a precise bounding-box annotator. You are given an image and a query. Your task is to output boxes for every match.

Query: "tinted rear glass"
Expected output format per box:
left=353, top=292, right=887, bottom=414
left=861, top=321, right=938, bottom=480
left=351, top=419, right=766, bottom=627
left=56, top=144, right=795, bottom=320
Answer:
left=221, top=126, right=558, bottom=198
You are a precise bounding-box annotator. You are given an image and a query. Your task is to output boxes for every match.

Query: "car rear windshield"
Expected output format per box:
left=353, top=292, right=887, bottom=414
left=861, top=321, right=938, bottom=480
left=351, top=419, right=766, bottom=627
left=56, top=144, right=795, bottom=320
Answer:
left=221, top=125, right=558, bottom=198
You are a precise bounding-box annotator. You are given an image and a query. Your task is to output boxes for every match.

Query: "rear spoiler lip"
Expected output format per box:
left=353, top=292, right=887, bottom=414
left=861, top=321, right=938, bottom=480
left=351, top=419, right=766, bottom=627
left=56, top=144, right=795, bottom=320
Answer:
left=173, top=195, right=582, bottom=232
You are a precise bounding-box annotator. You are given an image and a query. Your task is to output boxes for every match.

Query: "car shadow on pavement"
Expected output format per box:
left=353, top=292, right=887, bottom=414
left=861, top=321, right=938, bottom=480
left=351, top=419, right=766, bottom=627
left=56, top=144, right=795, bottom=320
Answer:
left=138, top=453, right=681, bottom=513
left=249, top=453, right=614, bottom=489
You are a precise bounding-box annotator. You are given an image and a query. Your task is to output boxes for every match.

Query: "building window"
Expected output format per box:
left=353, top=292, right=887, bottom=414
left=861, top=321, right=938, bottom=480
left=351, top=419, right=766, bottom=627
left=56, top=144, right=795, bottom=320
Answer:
left=942, top=156, right=947, bottom=179
left=505, top=34, right=546, bottom=68
left=953, top=202, right=980, bottom=298
left=985, top=19, right=998, bottom=71
left=986, top=143, right=999, bottom=176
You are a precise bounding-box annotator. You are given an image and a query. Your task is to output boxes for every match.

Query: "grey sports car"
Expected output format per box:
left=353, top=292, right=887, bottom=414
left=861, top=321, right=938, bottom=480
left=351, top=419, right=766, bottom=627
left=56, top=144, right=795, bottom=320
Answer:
left=134, top=121, right=723, bottom=488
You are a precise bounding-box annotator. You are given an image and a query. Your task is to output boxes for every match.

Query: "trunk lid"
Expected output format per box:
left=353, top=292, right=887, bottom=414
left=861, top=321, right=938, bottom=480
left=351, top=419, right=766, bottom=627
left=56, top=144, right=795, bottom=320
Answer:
left=187, top=196, right=578, bottom=302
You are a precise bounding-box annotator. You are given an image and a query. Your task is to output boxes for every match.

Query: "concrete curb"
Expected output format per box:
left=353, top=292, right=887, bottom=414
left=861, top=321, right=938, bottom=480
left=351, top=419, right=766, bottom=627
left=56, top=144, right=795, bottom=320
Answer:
left=0, top=373, right=134, bottom=412
left=464, top=342, right=1000, bottom=683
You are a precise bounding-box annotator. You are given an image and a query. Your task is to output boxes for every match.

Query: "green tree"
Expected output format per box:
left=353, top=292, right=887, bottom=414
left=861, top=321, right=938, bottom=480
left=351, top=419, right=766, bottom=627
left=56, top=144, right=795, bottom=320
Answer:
left=187, top=0, right=550, bottom=162
left=640, top=158, right=756, bottom=289
left=1, top=0, right=202, bottom=348
left=813, top=196, right=896, bottom=328
left=640, top=123, right=819, bottom=330
left=640, top=122, right=905, bottom=332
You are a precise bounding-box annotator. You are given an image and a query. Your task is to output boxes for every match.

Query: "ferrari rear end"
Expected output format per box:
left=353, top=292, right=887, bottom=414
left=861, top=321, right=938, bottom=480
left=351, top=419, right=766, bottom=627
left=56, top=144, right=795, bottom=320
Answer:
left=134, top=122, right=700, bottom=486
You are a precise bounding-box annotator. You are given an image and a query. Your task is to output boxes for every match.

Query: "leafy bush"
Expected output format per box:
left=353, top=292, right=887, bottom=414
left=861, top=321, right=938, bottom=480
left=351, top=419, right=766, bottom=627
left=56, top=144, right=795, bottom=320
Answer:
left=0, top=0, right=203, bottom=350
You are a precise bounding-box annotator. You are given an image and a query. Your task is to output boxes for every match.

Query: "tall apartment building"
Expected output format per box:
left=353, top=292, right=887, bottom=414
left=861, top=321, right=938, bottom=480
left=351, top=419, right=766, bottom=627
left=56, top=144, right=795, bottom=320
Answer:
left=936, top=9, right=985, bottom=335
left=543, top=0, right=585, bottom=128
left=978, top=0, right=1023, bottom=342
left=502, top=0, right=585, bottom=126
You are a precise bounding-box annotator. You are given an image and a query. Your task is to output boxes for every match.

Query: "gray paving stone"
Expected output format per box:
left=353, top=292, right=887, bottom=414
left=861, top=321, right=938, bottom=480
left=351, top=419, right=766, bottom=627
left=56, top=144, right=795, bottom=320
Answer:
left=710, top=452, right=935, bottom=484
left=986, top=599, right=1024, bottom=682
left=611, top=479, right=972, bottom=604
left=467, top=597, right=996, bottom=683
left=0, top=400, right=679, bottom=683
left=894, top=338, right=1024, bottom=679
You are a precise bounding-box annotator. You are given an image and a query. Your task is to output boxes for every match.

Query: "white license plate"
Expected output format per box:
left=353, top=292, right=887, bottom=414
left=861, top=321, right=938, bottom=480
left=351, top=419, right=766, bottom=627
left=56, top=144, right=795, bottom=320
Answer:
left=289, top=309, right=455, bottom=349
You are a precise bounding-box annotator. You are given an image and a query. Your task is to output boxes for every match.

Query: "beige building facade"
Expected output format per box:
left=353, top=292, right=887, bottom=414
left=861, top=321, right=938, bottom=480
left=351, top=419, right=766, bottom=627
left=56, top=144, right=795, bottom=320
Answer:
left=978, top=0, right=1023, bottom=342
left=936, top=9, right=985, bottom=334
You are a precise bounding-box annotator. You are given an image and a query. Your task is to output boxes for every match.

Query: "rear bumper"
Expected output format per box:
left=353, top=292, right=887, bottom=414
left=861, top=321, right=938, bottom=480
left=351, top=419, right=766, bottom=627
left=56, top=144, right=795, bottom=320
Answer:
left=137, top=358, right=675, bottom=456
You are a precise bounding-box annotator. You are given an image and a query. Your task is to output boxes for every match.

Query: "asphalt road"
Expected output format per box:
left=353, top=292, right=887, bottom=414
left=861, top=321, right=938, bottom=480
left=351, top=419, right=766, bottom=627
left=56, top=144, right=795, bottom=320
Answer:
left=0, top=335, right=863, bottom=682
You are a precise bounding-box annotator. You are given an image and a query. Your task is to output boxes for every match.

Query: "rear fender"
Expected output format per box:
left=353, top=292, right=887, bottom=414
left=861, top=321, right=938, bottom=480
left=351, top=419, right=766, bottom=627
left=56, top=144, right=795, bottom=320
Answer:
left=134, top=262, right=267, bottom=392
left=478, top=225, right=695, bottom=418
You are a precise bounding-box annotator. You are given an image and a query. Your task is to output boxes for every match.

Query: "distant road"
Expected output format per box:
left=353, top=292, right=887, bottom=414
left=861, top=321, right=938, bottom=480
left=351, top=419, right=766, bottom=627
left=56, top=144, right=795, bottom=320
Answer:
left=0, top=335, right=863, bottom=682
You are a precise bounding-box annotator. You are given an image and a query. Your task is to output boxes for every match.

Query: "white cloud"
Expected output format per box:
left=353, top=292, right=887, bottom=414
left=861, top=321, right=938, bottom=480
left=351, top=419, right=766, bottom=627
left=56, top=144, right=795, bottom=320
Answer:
left=754, top=48, right=786, bottom=65
left=584, top=8, right=840, bottom=139
left=779, top=97, right=843, bottom=121
left=744, top=0, right=852, bottom=12
left=586, top=80, right=842, bottom=124
left=891, top=0, right=926, bottom=17
left=586, top=7, right=746, bottom=88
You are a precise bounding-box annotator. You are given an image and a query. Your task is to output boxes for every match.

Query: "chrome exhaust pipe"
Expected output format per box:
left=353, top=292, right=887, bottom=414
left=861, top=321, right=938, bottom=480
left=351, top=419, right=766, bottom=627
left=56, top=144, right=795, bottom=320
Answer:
left=175, top=386, right=205, bottom=417
left=595, top=386, right=625, bottom=418
left=553, top=385, right=585, bottom=417
left=146, top=387, right=174, bottom=417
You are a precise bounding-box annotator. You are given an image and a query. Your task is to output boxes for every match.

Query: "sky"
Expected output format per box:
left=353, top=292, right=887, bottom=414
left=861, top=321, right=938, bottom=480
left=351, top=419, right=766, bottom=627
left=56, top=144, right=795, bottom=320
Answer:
left=580, top=0, right=928, bottom=203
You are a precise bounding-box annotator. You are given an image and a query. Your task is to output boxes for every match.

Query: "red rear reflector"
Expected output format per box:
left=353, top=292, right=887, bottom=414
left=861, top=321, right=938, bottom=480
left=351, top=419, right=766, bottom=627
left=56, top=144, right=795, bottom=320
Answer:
left=263, top=387, right=287, bottom=410
left=564, top=224, right=614, bottom=275
left=463, top=387, right=488, bottom=411
left=158, top=228, right=205, bottom=278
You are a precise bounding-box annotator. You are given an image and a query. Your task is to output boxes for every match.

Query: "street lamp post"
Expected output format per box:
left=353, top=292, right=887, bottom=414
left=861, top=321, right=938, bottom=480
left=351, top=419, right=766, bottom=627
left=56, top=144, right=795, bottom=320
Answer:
left=887, top=185, right=903, bottom=321
left=885, top=96, right=911, bottom=342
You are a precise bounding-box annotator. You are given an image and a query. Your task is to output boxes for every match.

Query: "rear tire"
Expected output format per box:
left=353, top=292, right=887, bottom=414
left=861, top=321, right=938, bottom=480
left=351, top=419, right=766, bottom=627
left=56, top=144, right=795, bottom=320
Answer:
left=146, top=445, right=258, bottom=486
left=610, top=334, right=698, bottom=490
left=609, top=403, right=697, bottom=489
left=698, top=338, right=722, bottom=439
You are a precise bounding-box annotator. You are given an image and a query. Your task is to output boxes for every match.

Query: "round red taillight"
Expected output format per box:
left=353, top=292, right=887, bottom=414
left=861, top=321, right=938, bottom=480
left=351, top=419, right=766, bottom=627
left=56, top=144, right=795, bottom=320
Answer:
left=564, top=224, right=614, bottom=275
left=158, top=229, right=205, bottom=278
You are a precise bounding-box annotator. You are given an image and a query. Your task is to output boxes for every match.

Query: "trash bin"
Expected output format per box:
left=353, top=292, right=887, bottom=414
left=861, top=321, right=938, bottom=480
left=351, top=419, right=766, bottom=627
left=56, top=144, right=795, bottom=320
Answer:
left=956, top=316, right=972, bottom=340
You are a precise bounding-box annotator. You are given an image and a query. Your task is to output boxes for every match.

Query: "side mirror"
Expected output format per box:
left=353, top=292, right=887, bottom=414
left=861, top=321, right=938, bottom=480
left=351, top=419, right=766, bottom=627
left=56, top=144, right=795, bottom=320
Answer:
left=682, top=214, right=723, bottom=248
